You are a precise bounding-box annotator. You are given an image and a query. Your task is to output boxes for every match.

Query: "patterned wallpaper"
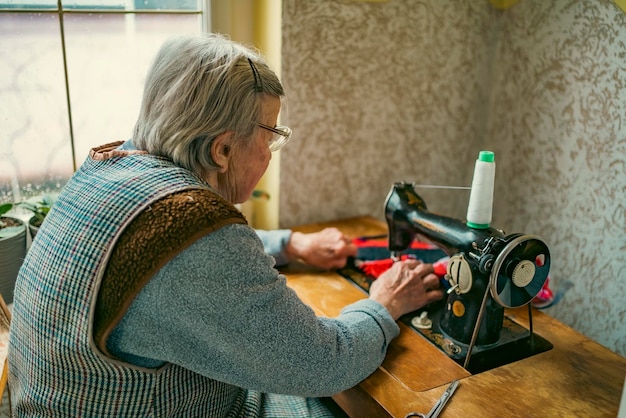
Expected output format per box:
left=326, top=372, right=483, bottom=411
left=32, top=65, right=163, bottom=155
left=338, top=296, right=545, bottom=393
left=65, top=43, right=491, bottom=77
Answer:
left=280, top=0, right=626, bottom=356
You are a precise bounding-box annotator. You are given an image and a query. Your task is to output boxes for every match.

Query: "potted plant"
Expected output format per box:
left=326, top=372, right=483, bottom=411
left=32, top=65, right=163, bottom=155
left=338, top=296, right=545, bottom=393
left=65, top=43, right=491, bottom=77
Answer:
left=0, top=203, right=27, bottom=304
left=18, top=194, right=56, bottom=239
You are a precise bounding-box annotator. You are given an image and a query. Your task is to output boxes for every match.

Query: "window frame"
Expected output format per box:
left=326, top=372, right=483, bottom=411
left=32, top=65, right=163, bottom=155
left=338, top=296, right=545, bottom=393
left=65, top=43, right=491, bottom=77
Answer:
left=0, top=0, right=210, bottom=204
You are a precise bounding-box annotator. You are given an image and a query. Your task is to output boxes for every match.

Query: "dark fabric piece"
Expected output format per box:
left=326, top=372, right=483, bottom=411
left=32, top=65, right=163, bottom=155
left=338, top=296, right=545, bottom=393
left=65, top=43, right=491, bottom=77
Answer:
left=353, top=237, right=447, bottom=264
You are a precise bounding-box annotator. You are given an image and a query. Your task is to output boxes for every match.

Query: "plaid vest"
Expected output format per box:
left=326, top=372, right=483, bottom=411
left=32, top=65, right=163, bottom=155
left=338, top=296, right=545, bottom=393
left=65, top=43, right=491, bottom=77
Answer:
left=8, top=145, right=259, bottom=417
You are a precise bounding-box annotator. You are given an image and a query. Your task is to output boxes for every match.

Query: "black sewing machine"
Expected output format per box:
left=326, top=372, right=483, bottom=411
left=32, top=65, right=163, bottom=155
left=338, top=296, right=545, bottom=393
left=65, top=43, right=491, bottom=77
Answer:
left=381, top=181, right=552, bottom=373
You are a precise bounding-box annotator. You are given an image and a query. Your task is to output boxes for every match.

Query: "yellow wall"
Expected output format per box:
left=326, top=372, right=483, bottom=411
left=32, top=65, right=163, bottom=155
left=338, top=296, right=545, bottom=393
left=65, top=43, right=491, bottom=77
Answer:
left=210, top=0, right=282, bottom=230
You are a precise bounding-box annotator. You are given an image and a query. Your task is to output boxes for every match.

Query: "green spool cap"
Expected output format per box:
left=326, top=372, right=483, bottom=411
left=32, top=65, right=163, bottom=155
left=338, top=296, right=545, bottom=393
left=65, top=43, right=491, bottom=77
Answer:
left=478, top=150, right=495, bottom=162
left=466, top=221, right=489, bottom=229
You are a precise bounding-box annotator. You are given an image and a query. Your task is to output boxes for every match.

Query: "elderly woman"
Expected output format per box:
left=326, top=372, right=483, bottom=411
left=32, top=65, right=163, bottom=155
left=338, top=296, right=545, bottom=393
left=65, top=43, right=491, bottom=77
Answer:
left=8, top=34, right=443, bottom=417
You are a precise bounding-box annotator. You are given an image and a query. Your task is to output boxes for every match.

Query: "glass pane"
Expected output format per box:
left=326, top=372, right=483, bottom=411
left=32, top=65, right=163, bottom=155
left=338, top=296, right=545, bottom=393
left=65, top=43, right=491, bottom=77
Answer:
left=0, top=0, right=58, bottom=9
left=134, top=0, right=198, bottom=11
left=65, top=0, right=126, bottom=10
left=64, top=14, right=200, bottom=166
left=0, top=0, right=200, bottom=10
left=0, top=13, right=74, bottom=204
left=0, top=11, right=201, bottom=205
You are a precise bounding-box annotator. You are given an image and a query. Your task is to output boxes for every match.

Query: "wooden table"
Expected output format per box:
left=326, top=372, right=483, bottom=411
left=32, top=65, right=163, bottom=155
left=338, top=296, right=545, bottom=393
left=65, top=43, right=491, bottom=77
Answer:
left=283, top=216, right=626, bottom=418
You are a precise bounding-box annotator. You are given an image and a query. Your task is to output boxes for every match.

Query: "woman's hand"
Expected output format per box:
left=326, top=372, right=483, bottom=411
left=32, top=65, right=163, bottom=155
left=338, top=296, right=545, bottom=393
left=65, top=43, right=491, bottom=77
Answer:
left=369, top=259, right=444, bottom=320
left=285, top=228, right=358, bottom=270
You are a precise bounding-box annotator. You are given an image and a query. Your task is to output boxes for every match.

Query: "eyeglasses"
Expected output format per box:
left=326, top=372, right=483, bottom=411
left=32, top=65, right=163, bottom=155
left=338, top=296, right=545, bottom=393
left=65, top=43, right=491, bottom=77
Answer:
left=258, top=123, right=293, bottom=152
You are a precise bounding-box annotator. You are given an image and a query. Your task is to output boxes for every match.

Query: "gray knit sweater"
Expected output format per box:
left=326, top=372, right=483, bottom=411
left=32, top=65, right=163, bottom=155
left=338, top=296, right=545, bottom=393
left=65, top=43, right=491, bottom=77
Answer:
left=108, top=224, right=400, bottom=397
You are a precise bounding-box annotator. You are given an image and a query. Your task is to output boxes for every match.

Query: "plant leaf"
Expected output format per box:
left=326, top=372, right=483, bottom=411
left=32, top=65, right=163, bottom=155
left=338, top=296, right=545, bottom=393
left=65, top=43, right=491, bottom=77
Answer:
left=0, top=203, right=13, bottom=216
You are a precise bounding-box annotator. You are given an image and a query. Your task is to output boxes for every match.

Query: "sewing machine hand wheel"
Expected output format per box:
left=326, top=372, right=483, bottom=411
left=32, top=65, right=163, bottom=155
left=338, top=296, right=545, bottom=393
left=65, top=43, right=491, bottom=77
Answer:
left=489, top=234, right=551, bottom=308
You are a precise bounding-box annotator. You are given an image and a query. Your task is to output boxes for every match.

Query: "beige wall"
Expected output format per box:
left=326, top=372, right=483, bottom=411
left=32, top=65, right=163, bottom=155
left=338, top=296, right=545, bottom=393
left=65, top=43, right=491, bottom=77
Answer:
left=280, top=0, right=626, bottom=356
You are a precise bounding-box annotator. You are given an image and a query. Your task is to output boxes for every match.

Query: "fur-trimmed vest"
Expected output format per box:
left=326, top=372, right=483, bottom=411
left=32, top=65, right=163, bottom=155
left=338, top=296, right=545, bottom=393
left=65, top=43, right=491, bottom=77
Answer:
left=8, top=142, right=251, bottom=417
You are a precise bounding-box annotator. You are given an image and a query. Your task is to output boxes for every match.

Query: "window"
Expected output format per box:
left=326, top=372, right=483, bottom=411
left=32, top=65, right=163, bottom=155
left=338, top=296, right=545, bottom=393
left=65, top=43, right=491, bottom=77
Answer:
left=0, top=0, right=208, bottom=203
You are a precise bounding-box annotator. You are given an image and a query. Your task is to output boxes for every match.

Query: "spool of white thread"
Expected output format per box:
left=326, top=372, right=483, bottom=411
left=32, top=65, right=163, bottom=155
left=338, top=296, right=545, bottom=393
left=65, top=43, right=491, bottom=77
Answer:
left=466, top=151, right=495, bottom=229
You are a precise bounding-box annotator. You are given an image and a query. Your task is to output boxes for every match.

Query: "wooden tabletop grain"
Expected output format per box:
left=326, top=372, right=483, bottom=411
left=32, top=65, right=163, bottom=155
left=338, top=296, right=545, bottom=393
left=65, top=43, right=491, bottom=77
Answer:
left=283, top=216, right=626, bottom=418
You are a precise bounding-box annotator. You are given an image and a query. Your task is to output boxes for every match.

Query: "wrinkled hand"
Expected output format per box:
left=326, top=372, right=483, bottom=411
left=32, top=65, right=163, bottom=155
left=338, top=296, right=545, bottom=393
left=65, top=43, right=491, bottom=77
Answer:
left=369, top=259, right=444, bottom=320
left=286, top=228, right=358, bottom=270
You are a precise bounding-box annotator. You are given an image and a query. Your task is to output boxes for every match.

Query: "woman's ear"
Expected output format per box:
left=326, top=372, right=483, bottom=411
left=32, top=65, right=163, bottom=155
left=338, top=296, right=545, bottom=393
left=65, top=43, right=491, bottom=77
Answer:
left=211, top=132, right=233, bottom=173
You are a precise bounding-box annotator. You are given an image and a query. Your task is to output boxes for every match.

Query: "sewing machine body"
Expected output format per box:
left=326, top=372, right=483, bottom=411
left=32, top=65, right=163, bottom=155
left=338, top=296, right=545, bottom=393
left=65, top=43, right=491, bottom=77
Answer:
left=384, top=182, right=552, bottom=372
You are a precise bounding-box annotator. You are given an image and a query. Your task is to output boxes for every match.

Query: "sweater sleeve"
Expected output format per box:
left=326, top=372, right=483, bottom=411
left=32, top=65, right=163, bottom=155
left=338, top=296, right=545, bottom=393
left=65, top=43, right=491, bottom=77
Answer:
left=108, top=223, right=399, bottom=397
left=254, top=229, right=292, bottom=266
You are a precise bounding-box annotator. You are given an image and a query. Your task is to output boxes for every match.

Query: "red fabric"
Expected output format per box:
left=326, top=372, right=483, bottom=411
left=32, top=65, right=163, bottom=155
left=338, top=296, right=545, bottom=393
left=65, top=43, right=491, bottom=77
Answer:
left=352, top=237, right=433, bottom=249
left=357, top=257, right=449, bottom=278
left=359, top=256, right=400, bottom=278
left=352, top=237, right=448, bottom=279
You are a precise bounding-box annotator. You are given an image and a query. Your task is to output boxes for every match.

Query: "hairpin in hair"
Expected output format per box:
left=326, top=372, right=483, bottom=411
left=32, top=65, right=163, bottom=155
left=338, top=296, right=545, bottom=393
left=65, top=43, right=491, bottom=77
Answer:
left=248, top=58, right=264, bottom=92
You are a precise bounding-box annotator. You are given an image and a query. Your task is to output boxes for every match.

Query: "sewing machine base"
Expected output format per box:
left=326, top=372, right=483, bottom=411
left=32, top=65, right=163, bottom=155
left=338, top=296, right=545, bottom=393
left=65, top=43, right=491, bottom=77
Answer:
left=404, top=301, right=553, bottom=374
left=337, top=265, right=553, bottom=375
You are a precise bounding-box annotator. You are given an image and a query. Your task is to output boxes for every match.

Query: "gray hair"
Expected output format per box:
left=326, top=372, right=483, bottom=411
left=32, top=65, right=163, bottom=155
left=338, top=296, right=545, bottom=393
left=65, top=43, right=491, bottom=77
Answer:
left=133, top=33, right=285, bottom=176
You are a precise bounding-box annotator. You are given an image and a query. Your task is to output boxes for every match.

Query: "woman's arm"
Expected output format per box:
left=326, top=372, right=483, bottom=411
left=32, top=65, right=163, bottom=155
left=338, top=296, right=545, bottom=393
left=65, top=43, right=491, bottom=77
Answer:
left=255, top=227, right=357, bottom=269
left=109, top=223, right=398, bottom=397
